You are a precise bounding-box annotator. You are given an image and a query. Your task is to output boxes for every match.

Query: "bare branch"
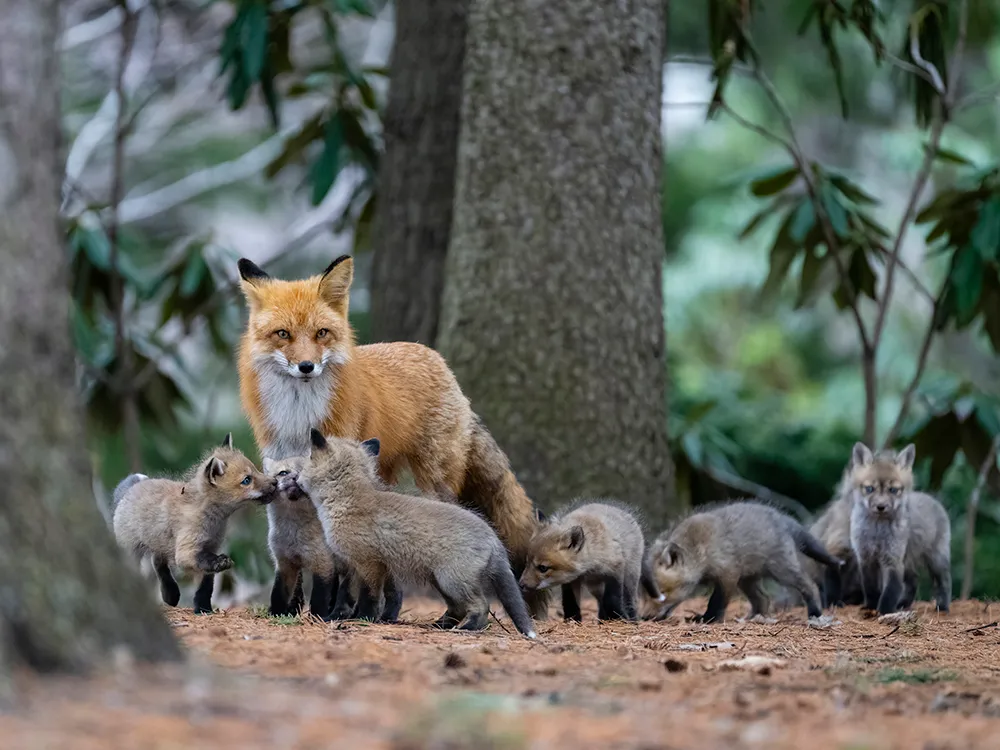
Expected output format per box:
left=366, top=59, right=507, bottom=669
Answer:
left=962, top=434, right=1000, bottom=600
left=884, top=52, right=938, bottom=86
left=948, top=0, right=970, bottom=105
left=896, top=256, right=935, bottom=305
left=703, top=466, right=812, bottom=524
left=909, top=20, right=946, bottom=97
left=60, top=0, right=150, bottom=51
left=718, top=102, right=793, bottom=151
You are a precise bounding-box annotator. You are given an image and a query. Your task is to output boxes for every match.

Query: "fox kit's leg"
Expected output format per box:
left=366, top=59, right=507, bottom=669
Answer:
left=458, top=594, right=490, bottom=631
left=429, top=573, right=468, bottom=629
left=928, top=551, right=951, bottom=613
left=859, top=558, right=881, bottom=611
left=193, top=575, right=215, bottom=614
left=381, top=575, right=403, bottom=623
left=738, top=576, right=770, bottom=618
left=152, top=555, right=181, bottom=607
left=772, top=565, right=823, bottom=618
left=269, top=559, right=302, bottom=616
left=899, top=569, right=918, bottom=609
left=309, top=572, right=336, bottom=621
left=561, top=580, right=582, bottom=622
left=331, top=568, right=358, bottom=620
left=877, top=562, right=904, bottom=615
left=622, top=565, right=640, bottom=622
left=354, top=563, right=388, bottom=622
left=823, top=565, right=843, bottom=607
left=698, top=578, right=735, bottom=623
left=597, top=575, right=627, bottom=621
left=191, top=548, right=233, bottom=574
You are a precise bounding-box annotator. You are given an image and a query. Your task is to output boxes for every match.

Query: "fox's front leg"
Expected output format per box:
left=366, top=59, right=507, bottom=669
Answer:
left=192, top=548, right=233, bottom=574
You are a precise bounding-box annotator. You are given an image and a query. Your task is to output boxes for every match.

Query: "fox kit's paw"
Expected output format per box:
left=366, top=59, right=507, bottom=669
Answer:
left=205, top=554, right=233, bottom=574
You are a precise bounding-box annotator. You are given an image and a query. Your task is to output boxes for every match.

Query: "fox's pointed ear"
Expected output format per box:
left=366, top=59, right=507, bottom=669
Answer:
left=895, top=443, right=916, bottom=470
left=534, top=507, right=547, bottom=524
left=360, top=438, right=381, bottom=458
left=851, top=442, right=874, bottom=467
left=220, top=432, right=233, bottom=450
left=318, top=255, right=353, bottom=313
left=205, top=456, right=226, bottom=485
left=565, top=525, right=585, bottom=552
left=238, top=258, right=269, bottom=311
left=310, top=428, right=328, bottom=451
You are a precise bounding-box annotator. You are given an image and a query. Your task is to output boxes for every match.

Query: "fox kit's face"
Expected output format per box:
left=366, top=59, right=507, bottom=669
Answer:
left=238, top=256, right=354, bottom=381
left=296, top=430, right=382, bottom=498
left=201, top=435, right=277, bottom=505
left=650, top=537, right=701, bottom=612
left=519, top=526, right=586, bottom=590
left=263, top=456, right=309, bottom=501
left=849, top=442, right=915, bottom=518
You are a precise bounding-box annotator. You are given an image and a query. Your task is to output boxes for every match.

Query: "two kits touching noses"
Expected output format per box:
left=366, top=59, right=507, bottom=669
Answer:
left=109, top=255, right=953, bottom=635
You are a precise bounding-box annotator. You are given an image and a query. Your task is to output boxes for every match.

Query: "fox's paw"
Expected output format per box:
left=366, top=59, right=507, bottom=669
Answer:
left=206, top=554, right=233, bottom=573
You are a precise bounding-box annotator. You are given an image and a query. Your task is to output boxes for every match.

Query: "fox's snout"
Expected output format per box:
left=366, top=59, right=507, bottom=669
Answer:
left=298, top=360, right=315, bottom=374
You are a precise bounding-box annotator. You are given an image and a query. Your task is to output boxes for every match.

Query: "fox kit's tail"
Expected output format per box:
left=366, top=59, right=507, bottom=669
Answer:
left=640, top=554, right=665, bottom=602
left=112, top=473, right=148, bottom=513
left=459, top=415, right=551, bottom=618
left=792, top=524, right=843, bottom=568
left=487, top=550, right=537, bottom=639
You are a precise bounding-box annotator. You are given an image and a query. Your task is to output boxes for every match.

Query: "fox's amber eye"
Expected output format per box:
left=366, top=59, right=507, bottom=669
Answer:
left=317, top=328, right=329, bottom=339
left=275, top=329, right=290, bottom=340
left=241, top=476, right=252, bottom=486
left=536, top=564, right=550, bottom=573
left=863, top=485, right=875, bottom=495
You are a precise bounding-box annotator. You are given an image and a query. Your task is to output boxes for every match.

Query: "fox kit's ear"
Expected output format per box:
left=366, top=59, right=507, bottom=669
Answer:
left=360, top=438, right=381, bottom=458
left=318, top=255, right=353, bottom=313
left=565, top=525, right=585, bottom=552
left=895, top=443, right=916, bottom=470
left=220, top=432, right=233, bottom=450
left=665, top=542, right=682, bottom=567
left=534, top=507, right=547, bottom=524
left=851, top=442, right=874, bottom=467
left=310, top=428, right=328, bottom=451
left=205, top=456, right=226, bottom=485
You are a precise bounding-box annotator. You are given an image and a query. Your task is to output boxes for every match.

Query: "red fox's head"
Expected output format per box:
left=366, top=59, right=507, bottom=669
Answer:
left=238, top=256, right=355, bottom=381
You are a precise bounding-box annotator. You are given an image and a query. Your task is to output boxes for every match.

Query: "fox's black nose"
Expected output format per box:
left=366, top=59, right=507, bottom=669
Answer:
left=298, top=361, right=315, bottom=374
left=875, top=502, right=888, bottom=513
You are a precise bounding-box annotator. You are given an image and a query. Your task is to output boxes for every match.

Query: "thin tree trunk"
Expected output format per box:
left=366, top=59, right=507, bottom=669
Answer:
left=368, top=0, right=469, bottom=346
left=0, top=0, right=179, bottom=674
left=962, top=437, right=1000, bottom=600
left=439, top=0, right=676, bottom=526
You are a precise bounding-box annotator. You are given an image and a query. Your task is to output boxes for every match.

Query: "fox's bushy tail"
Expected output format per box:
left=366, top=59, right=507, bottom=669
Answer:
left=459, top=414, right=551, bottom=619
left=792, top=524, right=843, bottom=568
left=112, top=473, right=147, bottom=513
left=487, top=550, right=537, bottom=639
left=640, top=553, right=664, bottom=601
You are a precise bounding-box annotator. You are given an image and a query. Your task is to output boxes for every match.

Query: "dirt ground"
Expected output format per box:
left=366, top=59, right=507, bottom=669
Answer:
left=4, top=595, right=1000, bottom=749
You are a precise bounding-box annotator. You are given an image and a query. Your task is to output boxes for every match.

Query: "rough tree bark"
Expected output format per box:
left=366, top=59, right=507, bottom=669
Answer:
left=0, top=0, right=179, bottom=673
left=438, top=0, right=676, bottom=526
left=368, top=0, right=469, bottom=346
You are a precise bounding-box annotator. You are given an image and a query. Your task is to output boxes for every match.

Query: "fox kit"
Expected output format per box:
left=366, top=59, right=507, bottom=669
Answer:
left=237, top=256, right=548, bottom=618
left=285, top=430, right=537, bottom=638
left=112, top=433, right=276, bottom=613
left=848, top=443, right=951, bottom=614
left=519, top=501, right=663, bottom=622
left=650, top=501, right=842, bottom=622
left=805, top=476, right=862, bottom=607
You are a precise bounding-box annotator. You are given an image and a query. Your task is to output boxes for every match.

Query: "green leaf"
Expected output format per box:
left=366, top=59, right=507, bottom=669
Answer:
left=758, top=210, right=800, bottom=303
left=77, top=226, right=112, bottom=270
left=829, top=173, right=878, bottom=206
left=265, top=114, right=324, bottom=179
left=970, top=196, right=1000, bottom=261
left=311, top=115, right=344, bottom=205
left=179, top=252, right=207, bottom=298
left=738, top=205, right=776, bottom=240
left=750, top=166, right=799, bottom=197
left=981, top=270, right=1000, bottom=353
left=974, top=396, right=1000, bottom=438
left=932, top=145, right=976, bottom=167
left=821, top=184, right=849, bottom=237
left=242, top=2, right=269, bottom=82
left=789, top=200, right=815, bottom=243
left=796, top=247, right=826, bottom=309
left=951, top=244, right=984, bottom=326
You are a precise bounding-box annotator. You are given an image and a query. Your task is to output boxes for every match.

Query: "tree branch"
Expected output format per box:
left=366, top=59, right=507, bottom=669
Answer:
left=908, top=20, right=946, bottom=97
left=703, top=466, right=812, bottom=524
left=961, top=433, right=1000, bottom=600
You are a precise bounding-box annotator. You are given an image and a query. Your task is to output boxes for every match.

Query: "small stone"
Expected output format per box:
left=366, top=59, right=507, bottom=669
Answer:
left=324, top=673, right=340, bottom=687
left=638, top=678, right=662, bottom=692
left=535, top=666, right=558, bottom=676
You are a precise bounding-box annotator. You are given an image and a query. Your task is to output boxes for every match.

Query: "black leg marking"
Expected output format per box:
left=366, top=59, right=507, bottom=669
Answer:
left=458, top=611, right=489, bottom=631
left=877, top=568, right=904, bottom=615
left=622, top=583, right=638, bottom=622
left=154, top=556, right=180, bottom=607
left=193, top=574, right=215, bottom=614
left=331, top=574, right=357, bottom=620
left=598, top=576, right=626, bottom=621
left=309, top=573, right=336, bottom=621
left=380, top=576, right=403, bottom=623
left=355, top=581, right=381, bottom=621
left=860, top=562, right=881, bottom=611
left=269, top=570, right=291, bottom=616
left=699, top=584, right=729, bottom=623
left=899, top=571, right=917, bottom=610
left=561, top=584, right=582, bottom=622
left=824, top=566, right=843, bottom=607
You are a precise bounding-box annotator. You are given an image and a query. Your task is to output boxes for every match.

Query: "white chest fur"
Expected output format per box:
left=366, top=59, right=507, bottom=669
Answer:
left=256, top=366, right=334, bottom=460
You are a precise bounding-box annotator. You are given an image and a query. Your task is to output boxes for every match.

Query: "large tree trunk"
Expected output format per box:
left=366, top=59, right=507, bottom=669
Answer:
left=438, top=0, right=675, bottom=527
left=368, top=0, right=469, bottom=346
left=0, top=0, right=179, bottom=673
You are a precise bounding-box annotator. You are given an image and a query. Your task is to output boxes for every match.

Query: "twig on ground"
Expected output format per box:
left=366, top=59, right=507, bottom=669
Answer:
left=962, top=621, right=998, bottom=634
left=489, top=610, right=512, bottom=635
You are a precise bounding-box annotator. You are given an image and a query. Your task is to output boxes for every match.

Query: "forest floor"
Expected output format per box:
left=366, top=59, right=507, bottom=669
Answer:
left=4, top=596, right=1000, bottom=749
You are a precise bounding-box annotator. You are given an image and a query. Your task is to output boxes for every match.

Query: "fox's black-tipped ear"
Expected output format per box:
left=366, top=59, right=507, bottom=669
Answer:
left=534, top=507, right=547, bottom=524
left=851, top=442, right=874, bottom=467
left=360, top=438, right=381, bottom=458
left=565, top=525, right=585, bottom=552
left=310, top=428, right=328, bottom=451
left=238, top=258, right=270, bottom=284
left=896, top=443, right=916, bottom=470
left=318, top=255, right=354, bottom=312
left=220, top=432, right=233, bottom=449
left=205, top=457, right=226, bottom=485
